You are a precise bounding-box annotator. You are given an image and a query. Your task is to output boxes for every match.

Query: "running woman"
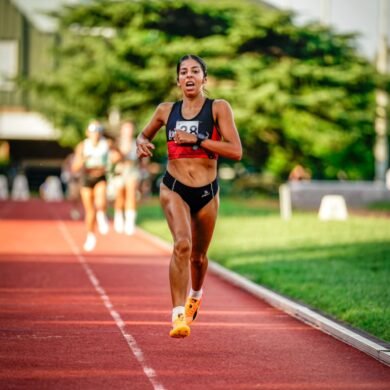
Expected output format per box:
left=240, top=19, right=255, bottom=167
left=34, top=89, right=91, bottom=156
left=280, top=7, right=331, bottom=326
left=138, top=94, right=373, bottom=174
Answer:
left=111, top=120, right=140, bottom=236
left=136, top=54, right=242, bottom=338
left=72, top=120, right=119, bottom=251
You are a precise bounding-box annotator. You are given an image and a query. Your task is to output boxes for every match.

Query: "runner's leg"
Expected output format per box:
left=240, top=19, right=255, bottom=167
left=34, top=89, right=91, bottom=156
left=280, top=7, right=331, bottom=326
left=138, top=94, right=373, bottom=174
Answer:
left=190, top=191, right=219, bottom=291
left=80, top=186, right=97, bottom=251
left=80, top=187, right=95, bottom=234
left=160, top=183, right=192, bottom=308
left=94, top=180, right=109, bottom=234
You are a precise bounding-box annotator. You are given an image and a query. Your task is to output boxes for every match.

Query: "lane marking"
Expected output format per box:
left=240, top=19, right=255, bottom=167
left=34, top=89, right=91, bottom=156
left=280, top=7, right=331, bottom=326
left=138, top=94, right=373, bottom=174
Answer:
left=57, top=220, right=166, bottom=390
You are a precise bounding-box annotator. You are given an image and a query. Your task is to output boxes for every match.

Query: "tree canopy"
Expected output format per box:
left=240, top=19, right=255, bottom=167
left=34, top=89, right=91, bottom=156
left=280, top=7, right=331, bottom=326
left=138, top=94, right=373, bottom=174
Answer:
left=29, top=0, right=385, bottom=181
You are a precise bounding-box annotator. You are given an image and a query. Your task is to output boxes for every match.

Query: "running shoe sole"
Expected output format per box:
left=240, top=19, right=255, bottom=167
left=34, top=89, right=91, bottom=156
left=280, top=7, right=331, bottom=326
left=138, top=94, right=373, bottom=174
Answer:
left=169, top=323, right=191, bottom=338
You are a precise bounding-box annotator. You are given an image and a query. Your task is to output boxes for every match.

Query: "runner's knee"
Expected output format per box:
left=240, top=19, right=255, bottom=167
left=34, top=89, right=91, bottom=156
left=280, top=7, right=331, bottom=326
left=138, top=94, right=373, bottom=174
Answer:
left=190, top=252, right=207, bottom=267
left=173, top=237, right=191, bottom=259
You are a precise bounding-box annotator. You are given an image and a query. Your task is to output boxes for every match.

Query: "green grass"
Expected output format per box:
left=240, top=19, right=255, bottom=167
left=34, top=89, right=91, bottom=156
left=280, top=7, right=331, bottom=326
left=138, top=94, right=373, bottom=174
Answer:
left=368, top=200, right=390, bottom=212
left=137, top=196, right=390, bottom=343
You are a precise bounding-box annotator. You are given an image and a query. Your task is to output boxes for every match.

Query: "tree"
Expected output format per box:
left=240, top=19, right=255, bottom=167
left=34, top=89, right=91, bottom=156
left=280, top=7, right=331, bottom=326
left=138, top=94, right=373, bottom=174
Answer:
left=28, top=0, right=385, bottom=181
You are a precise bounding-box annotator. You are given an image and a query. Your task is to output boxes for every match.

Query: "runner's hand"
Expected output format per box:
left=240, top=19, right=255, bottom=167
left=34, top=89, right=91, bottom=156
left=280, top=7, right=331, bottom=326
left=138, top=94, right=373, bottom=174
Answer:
left=174, top=129, right=196, bottom=145
left=136, top=135, right=155, bottom=158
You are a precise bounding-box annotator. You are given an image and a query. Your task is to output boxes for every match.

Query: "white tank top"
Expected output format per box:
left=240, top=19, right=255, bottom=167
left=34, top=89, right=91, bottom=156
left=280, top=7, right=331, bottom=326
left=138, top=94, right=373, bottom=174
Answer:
left=83, top=138, right=109, bottom=169
left=119, top=139, right=137, bottom=162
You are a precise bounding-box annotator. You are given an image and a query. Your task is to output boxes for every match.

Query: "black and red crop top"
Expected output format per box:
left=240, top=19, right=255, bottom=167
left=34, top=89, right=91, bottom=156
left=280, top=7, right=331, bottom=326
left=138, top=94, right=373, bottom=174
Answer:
left=166, top=98, right=221, bottom=160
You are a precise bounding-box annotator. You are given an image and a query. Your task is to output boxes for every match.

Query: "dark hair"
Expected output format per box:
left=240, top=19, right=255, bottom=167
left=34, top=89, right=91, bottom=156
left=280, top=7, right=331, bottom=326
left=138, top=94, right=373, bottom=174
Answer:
left=176, top=54, right=208, bottom=79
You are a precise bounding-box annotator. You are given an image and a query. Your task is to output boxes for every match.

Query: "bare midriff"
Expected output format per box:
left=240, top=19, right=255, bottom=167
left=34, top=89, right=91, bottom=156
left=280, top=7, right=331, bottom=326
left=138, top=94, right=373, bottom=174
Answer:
left=167, top=158, right=217, bottom=187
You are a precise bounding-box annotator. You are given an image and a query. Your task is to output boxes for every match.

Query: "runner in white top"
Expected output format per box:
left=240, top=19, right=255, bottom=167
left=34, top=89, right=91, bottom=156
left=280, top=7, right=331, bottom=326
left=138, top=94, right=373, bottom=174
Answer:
left=72, top=120, right=121, bottom=251
left=111, top=121, right=140, bottom=235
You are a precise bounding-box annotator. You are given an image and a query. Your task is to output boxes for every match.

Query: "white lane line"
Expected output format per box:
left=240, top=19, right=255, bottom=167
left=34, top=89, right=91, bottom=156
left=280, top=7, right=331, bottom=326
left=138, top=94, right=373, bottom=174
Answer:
left=57, top=221, right=166, bottom=390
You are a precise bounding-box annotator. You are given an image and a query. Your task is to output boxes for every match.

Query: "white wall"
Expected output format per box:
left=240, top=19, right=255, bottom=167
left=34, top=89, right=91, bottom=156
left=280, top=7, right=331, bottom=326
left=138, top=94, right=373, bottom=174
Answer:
left=265, top=0, right=390, bottom=61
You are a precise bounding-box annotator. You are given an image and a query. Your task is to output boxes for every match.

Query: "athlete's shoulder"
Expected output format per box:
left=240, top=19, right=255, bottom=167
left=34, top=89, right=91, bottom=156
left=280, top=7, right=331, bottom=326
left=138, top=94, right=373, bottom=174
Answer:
left=212, top=98, right=233, bottom=116
left=154, top=102, right=174, bottom=117
left=213, top=98, right=231, bottom=107
left=154, top=102, right=176, bottom=125
left=157, top=102, right=175, bottom=113
left=75, top=140, right=85, bottom=151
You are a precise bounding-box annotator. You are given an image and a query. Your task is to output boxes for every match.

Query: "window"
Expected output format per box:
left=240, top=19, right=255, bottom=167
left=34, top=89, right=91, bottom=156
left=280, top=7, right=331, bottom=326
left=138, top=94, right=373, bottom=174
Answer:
left=0, top=40, right=18, bottom=91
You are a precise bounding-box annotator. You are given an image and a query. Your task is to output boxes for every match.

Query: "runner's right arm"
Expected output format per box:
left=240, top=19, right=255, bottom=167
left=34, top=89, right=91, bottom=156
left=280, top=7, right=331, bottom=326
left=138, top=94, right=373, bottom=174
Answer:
left=71, top=143, right=85, bottom=173
left=136, top=103, right=172, bottom=158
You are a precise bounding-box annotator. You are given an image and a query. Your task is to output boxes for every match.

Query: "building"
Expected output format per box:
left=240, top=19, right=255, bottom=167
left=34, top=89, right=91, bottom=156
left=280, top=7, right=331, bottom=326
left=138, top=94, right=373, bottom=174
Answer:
left=0, top=0, right=76, bottom=192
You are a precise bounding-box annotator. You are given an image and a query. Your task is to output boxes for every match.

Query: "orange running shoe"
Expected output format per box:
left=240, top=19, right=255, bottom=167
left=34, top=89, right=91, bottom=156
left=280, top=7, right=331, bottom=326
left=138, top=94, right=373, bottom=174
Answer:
left=185, top=297, right=202, bottom=325
left=169, top=313, right=190, bottom=338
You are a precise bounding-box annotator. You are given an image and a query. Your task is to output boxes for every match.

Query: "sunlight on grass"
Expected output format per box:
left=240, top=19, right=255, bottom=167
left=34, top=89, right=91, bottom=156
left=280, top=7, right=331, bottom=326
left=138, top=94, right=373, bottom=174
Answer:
left=138, top=196, right=390, bottom=342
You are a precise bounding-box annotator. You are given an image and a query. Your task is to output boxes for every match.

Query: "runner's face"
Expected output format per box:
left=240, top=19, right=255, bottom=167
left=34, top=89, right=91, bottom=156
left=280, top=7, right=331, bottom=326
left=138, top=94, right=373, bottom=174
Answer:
left=177, top=59, right=206, bottom=97
left=87, top=129, right=101, bottom=145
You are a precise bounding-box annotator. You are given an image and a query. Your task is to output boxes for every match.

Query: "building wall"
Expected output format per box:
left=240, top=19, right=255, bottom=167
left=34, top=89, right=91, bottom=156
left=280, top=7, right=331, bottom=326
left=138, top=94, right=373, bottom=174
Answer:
left=0, top=0, right=66, bottom=189
left=0, top=0, right=55, bottom=108
left=0, top=0, right=24, bottom=106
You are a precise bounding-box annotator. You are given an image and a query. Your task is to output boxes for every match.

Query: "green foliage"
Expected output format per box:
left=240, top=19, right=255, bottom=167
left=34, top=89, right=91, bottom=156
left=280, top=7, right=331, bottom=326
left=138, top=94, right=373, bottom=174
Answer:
left=28, top=0, right=383, bottom=179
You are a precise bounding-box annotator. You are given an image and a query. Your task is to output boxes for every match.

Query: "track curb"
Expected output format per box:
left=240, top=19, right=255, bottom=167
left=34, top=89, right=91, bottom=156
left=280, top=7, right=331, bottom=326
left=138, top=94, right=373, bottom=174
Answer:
left=137, top=228, right=390, bottom=367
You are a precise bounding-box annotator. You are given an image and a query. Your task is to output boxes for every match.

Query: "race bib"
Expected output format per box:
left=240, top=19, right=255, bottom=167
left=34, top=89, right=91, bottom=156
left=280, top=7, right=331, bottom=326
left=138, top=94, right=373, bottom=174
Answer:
left=176, top=121, right=199, bottom=135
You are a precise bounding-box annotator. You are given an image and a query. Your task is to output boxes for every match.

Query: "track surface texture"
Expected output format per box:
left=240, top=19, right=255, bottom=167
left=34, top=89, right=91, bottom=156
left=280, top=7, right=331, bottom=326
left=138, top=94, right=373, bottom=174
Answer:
left=0, top=200, right=389, bottom=390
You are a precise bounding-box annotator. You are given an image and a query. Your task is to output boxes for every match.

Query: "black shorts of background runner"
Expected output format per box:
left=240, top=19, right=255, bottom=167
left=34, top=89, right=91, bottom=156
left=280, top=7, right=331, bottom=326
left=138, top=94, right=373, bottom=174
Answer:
left=81, top=174, right=106, bottom=189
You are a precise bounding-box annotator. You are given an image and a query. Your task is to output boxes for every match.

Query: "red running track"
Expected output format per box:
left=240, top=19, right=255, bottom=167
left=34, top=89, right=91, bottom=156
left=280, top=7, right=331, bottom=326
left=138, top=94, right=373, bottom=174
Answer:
left=0, top=199, right=389, bottom=390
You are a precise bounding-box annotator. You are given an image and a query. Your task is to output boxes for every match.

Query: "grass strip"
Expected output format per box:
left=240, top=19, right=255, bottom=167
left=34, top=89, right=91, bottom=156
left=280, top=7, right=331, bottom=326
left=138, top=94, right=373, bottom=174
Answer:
left=137, top=196, right=390, bottom=342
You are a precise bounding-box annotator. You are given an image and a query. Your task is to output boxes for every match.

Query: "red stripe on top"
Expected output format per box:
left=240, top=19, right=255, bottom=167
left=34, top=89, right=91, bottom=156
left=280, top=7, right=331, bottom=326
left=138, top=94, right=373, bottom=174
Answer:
left=168, top=126, right=221, bottom=160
